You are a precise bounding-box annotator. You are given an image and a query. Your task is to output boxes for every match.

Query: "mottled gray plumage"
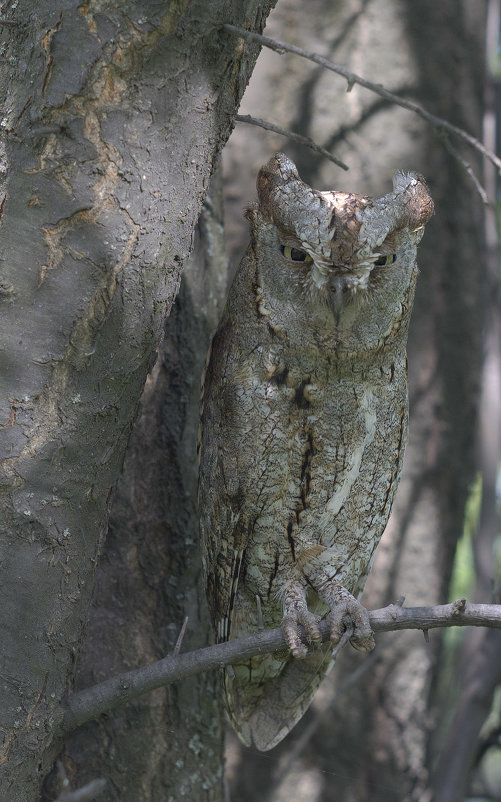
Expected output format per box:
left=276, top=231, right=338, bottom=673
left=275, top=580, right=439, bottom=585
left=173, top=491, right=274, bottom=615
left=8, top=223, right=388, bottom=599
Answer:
left=199, top=153, right=433, bottom=751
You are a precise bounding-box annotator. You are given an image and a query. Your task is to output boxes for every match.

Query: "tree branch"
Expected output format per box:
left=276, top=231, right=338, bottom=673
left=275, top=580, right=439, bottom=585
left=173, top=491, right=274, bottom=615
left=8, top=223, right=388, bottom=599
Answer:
left=235, top=114, right=349, bottom=170
left=61, top=600, right=501, bottom=736
left=224, top=24, right=501, bottom=199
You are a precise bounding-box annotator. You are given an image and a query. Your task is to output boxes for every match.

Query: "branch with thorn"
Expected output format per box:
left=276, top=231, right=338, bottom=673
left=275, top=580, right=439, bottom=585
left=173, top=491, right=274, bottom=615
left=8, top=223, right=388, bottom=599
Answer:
left=225, top=24, right=501, bottom=202
left=61, top=600, right=501, bottom=736
left=235, top=114, right=349, bottom=170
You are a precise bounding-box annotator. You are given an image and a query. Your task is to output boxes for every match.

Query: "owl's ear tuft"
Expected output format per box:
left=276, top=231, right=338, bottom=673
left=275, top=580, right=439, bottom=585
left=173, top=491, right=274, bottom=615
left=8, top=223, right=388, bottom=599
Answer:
left=392, top=172, right=434, bottom=230
left=256, top=153, right=304, bottom=217
left=257, top=152, right=300, bottom=188
left=359, top=173, right=434, bottom=254
left=255, top=153, right=325, bottom=241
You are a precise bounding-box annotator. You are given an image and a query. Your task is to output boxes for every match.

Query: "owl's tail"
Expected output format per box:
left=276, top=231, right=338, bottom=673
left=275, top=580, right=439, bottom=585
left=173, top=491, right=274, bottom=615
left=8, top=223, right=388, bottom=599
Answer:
left=223, top=646, right=334, bottom=751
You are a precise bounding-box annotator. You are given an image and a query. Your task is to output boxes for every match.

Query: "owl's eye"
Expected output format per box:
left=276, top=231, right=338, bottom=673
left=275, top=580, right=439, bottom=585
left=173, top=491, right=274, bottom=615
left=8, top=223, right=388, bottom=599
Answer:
left=374, top=253, right=397, bottom=266
left=280, top=245, right=313, bottom=263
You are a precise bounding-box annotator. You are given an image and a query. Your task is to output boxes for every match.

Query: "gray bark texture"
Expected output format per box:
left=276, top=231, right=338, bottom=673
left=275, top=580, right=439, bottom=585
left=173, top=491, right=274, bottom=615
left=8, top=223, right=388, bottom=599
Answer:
left=51, top=175, right=230, bottom=802
left=222, top=1, right=488, bottom=801
left=0, top=2, right=276, bottom=799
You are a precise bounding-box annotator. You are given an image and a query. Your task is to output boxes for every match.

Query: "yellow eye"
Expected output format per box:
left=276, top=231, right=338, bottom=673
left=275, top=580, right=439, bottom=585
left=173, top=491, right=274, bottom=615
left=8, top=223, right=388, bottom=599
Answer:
left=374, top=254, right=397, bottom=266
left=280, top=245, right=313, bottom=263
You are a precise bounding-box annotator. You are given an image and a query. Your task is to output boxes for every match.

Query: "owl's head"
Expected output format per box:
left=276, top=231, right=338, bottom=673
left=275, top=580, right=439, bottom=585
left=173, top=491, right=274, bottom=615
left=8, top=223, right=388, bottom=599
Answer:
left=246, top=153, right=433, bottom=329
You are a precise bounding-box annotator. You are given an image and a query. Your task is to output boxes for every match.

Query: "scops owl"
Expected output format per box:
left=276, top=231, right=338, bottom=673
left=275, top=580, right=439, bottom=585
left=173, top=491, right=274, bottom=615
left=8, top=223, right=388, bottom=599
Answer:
left=199, top=153, right=433, bottom=751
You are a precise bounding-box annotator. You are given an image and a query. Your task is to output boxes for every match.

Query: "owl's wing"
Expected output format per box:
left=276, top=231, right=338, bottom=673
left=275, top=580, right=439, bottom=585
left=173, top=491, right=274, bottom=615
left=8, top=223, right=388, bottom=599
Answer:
left=200, top=313, right=337, bottom=751
left=199, top=312, right=253, bottom=640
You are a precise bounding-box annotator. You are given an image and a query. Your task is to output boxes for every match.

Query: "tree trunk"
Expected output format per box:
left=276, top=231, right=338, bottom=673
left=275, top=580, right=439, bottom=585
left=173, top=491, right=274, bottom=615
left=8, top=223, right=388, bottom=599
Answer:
left=0, top=3, right=275, bottom=799
left=50, top=172, right=229, bottom=801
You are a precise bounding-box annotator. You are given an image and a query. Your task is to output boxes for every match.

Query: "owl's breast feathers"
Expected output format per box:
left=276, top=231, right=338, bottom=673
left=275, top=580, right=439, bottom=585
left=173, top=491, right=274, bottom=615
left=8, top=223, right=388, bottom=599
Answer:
left=200, top=305, right=407, bottom=639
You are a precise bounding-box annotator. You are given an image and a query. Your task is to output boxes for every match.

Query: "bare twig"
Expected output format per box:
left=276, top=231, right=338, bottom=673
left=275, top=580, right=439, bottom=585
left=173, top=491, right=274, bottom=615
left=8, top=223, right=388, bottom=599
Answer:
left=173, top=616, right=189, bottom=656
left=439, top=132, right=490, bottom=204
left=54, top=778, right=106, bottom=802
left=330, top=624, right=353, bottom=659
left=224, top=24, right=501, bottom=195
left=255, top=594, right=264, bottom=629
left=61, top=600, right=501, bottom=736
left=235, top=114, right=349, bottom=170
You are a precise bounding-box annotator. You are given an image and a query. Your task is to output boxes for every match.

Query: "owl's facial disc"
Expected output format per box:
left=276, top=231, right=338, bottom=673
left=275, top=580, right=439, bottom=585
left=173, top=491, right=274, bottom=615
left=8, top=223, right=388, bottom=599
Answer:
left=307, top=255, right=380, bottom=296
left=306, top=249, right=398, bottom=314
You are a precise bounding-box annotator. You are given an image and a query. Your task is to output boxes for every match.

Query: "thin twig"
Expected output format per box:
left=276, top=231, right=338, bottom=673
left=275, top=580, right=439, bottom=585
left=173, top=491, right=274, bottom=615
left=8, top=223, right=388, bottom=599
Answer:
left=173, top=616, right=189, bottom=656
left=330, top=624, right=353, bottom=659
left=440, top=132, right=490, bottom=204
left=224, top=24, right=501, bottom=183
left=235, top=114, right=349, bottom=170
left=61, top=600, right=501, bottom=736
left=54, top=778, right=106, bottom=802
left=255, top=594, right=264, bottom=629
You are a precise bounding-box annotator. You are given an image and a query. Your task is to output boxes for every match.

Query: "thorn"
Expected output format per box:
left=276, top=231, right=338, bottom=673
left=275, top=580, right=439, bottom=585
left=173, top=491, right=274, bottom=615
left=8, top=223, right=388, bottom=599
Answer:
left=225, top=664, right=235, bottom=679
left=423, top=629, right=429, bottom=643
left=173, top=616, right=189, bottom=656
left=452, top=598, right=467, bottom=614
left=255, top=595, right=264, bottom=630
left=395, top=595, right=406, bottom=608
left=331, top=625, right=353, bottom=659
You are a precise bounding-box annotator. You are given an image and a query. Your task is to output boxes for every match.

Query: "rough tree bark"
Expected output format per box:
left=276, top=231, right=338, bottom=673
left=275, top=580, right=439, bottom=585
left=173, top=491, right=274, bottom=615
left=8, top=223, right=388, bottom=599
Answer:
left=0, top=2, right=276, bottom=800
left=51, top=175, right=230, bottom=801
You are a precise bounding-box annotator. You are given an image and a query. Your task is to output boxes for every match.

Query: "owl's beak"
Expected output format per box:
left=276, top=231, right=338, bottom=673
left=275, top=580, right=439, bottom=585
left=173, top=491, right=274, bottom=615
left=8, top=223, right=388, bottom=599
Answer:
left=327, top=265, right=372, bottom=294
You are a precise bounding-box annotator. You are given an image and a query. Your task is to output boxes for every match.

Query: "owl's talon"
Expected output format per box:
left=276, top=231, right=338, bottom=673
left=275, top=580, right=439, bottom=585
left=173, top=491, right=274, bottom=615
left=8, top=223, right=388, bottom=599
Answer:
left=282, top=610, right=322, bottom=657
left=280, top=580, right=322, bottom=658
left=326, top=590, right=375, bottom=653
left=282, top=618, right=309, bottom=658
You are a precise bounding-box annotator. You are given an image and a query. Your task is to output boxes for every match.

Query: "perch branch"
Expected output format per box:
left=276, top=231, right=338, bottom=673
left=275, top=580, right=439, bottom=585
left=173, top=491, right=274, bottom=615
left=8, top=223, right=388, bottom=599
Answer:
left=235, top=114, right=349, bottom=170
left=224, top=24, right=501, bottom=196
left=61, top=600, right=501, bottom=736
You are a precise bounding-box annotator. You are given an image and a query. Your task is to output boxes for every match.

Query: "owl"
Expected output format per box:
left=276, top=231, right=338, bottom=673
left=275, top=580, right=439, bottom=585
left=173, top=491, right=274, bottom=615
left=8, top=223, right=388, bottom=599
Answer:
left=199, top=153, right=433, bottom=751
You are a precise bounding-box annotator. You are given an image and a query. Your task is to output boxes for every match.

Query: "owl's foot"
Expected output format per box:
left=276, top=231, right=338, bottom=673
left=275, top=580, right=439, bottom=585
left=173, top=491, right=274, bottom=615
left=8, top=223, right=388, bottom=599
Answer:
left=280, top=580, right=322, bottom=658
left=298, top=546, right=375, bottom=652
left=323, top=583, right=375, bottom=652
